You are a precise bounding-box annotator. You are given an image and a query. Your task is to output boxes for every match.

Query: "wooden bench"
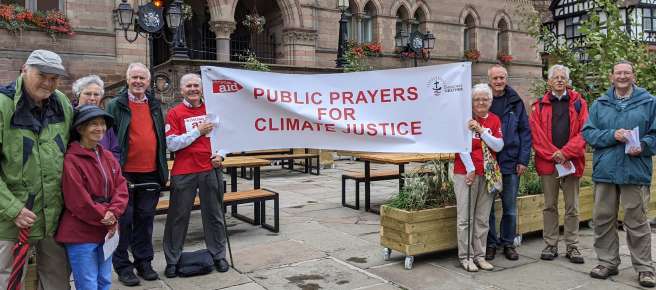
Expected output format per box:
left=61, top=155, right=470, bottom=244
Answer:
left=255, top=152, right=320, bottom=175
left=156, top=188, right=279, bottom=233
left=341, top=168, right=432, bottom=210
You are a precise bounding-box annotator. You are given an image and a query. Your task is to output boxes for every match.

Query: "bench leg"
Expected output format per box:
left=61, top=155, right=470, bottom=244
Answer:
left=304, top=157, right=309, bottom=173
left=315, top=156, right=320, bottom=175
left=288, top=158, right=294, bottom=171
left=231, top=203, right=259, bottom=226
left=261, top=195, right=280, bottom=233
left=341, top=176, right=359, bottom=210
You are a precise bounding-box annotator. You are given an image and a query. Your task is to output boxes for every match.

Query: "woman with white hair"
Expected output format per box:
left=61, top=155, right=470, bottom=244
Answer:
left=72, top=75, right=120, bottom=160
left=453, top=83, right=505, bottom=272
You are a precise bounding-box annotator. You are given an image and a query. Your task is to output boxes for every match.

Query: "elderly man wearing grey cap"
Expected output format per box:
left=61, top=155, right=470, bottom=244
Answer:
left=0, top=49, right=73, bottom=289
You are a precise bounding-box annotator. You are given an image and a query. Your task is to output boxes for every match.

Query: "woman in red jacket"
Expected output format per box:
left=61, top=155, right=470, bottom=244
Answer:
left=55, top=105, right=129, bottom=290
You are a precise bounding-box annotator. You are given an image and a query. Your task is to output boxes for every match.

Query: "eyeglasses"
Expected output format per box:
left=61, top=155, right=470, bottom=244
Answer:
left=473, top=98, right=491, bottom=103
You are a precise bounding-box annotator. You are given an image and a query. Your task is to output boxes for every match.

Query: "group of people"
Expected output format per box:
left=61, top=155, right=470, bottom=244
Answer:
left=0, top=48, right=655, bottom=290
left=0, top=49, right=228, bottom=290
left=456, top=62, right=656, bottom=288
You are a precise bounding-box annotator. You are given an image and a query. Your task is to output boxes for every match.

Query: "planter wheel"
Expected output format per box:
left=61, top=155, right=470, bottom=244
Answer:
left=513, top=235, right=522, bottom=247
left=383, top=248, right=391, bottom=261
left=404, top=256, right=414, bottom=270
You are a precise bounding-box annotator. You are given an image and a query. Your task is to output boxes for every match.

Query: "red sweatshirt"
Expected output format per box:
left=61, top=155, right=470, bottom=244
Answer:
left=55, top=142, right=129, bottom=243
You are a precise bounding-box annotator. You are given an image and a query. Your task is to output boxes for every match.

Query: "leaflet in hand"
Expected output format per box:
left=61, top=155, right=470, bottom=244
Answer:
left=103, top=231, right=119, bottom=261
left=555, top=161, right=576, bottom=178
left=624, top=126, right=641, bottom=154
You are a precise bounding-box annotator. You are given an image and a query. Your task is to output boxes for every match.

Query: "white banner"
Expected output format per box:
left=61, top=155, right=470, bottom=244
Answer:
left=201, top=63, right=472, bottom=155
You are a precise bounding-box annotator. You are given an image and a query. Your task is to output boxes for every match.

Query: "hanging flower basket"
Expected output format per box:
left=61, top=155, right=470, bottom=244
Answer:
left=464, top=49, right=481, bottom=62
left=181, top=3, right=193, bottom=21
left=243, top=14, right=265, bottom=33
left=497, top=52, right=513, bottom=64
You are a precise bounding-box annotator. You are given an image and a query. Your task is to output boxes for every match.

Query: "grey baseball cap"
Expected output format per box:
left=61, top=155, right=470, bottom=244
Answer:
left=24, top=49, right=67, bottom=76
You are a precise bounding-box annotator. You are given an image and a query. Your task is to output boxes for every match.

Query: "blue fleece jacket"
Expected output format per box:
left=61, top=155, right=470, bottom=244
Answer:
left=489, top=86, right=532, bottom=175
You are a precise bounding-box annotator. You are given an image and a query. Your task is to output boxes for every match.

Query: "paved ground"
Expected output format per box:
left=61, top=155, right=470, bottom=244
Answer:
left=106, top=158, right=655, bottom=290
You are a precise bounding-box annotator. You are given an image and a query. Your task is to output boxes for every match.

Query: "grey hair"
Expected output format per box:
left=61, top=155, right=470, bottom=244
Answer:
left=126, top=62, right=151, bottom=80
left=179, top=73, right=201, bottom=88
left=548, top=64, right=570, bottom=80
left=487, top=64, right=508, bottom=78
left=72, top=75, right=104, bottom=98
left=472, top=83, right=493, bottom=101
left=612, top=60, right=635, bottom=73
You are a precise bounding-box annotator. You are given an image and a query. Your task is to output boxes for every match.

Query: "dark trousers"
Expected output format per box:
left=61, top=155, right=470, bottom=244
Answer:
left=488, top=174, right=519, bottom=248
left=113, top=171, right=160, bottom=274
left=163, top=169, right=226, bottom=265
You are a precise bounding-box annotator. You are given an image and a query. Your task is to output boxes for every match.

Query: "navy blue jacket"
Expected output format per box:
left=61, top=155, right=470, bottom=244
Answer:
left=489, top=86, right=532, bottom=174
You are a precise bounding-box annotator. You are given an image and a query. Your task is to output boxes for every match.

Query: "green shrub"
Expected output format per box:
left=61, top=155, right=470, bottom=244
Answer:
left=386, top=160, right=455, bottom=211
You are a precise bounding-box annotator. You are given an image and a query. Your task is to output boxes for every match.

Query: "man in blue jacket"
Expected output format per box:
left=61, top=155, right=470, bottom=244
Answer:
left=485, top=65, right=532, bottom=261
left=582, top=61, right=655, bottom=288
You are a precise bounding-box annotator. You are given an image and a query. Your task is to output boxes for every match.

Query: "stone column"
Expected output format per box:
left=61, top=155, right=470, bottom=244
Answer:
left=209, top=21, right=236, bottom=62
left=282, top=28, right=318, bottom=66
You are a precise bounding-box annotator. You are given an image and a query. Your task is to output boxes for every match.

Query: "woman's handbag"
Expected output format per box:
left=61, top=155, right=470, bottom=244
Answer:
left=176, top=249, right=215, bottom=277
left=481, top=141, right=503, bottom=195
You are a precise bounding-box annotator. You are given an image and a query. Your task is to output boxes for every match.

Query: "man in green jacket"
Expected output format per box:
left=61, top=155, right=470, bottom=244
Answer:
left=106, top=63, right=168, bottom=286
left=0, top=50, right=73, bottom=289
left=582, top=60, right=656, bottom=288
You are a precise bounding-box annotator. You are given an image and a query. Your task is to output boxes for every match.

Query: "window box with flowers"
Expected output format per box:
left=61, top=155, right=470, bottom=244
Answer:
left=497, top=53, right=513, bottom=65
left=0, top=4, right=74, bottom=41
left=344, top=41, right=383, bottom=72
left=463, top=49, right=480, bottom=62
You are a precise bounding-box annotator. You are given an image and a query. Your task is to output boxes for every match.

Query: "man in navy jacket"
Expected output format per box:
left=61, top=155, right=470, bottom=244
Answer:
left=485, top=65, right=532, bottom=261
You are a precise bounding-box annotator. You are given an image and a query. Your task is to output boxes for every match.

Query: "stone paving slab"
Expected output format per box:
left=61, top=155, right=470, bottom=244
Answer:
left=232, top=240, right=327, bottom=273
left=369, top=262, right=495, bottom=290
left=221, top=283, right=267, bottom=290
left=250, top=257, right=385, bottom=290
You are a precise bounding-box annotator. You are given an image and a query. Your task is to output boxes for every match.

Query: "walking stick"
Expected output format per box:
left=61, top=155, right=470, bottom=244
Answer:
left=213, top=167, right=234, bottom=268
left=467, top=183, right=472, bottom=264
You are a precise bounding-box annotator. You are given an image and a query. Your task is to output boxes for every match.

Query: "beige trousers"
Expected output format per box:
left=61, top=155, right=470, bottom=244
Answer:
left=0, top=236, right=71, bottom=290
left=593, top=183, right=654, bottom=272
left=541, top=173, right=580, bottom=247
left=454, top=174, right=495, bottom=260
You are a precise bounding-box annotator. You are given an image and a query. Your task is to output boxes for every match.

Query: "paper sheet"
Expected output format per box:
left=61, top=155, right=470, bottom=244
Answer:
left=555, top=161, right=576, bottom=178
left=103, top=230, right=119, bottom=261
left=625, top=126, right=641, bottom=154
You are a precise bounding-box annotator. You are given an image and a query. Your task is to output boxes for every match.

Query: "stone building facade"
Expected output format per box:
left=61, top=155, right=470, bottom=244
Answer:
left=0, top=0, right=545, bottom=103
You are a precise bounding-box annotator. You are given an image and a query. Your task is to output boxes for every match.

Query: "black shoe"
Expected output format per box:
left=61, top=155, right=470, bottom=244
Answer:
left=540, top=245, right=558, bottom=261
left=503, top=246, right=519, bottom=260
left=118, top=270, right=140, bottom=287
left=639, top=271, right=656, bottom=288
left=137, top=263, right=159, bottom=281
left=485, top=247, right=496, bottom=261
left=164, top=264, right=177, bottom=278
left=215, top=258, right=230, bottom=272
left=565, top=246, right=585, bottom=264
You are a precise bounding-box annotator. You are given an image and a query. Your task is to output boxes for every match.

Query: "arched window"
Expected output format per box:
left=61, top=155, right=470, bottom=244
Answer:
left=361, top=1, right=376, bottom=42
left=497, top=18, right=509, bottom=55
left=412, top=9, right=425, bottom=33
left=396, top=6, right=410, bottom=37
left=464, top=14, right=476, bottom=51
left=345, top=6, right=354, bottom=40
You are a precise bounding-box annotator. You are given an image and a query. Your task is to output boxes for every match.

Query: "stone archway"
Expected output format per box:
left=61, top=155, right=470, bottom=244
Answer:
left=208, top=0, right=315, bottom=65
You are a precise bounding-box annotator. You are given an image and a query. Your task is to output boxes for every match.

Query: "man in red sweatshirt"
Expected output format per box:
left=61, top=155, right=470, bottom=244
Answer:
left=162, top=73, right=227, bottom=278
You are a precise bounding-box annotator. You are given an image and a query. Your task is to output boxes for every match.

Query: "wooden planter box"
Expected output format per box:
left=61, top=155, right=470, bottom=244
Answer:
left=381, top=185, right=656, bottom=269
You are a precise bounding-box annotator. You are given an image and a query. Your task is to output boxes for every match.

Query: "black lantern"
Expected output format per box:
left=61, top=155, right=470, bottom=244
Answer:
left=115, top=0, right=133, bottom=31
left=113, top=0, right=189, bottom=59
left=335, top=0, right=350, bottom=68
left=397, top=30, right=436, bottom=67
left=166, top=0, right=183, bottom=30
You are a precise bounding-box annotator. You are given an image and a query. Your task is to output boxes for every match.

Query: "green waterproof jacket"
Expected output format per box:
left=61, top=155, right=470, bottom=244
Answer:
left=105, top=90, right=168, bottom=186
left=0, top=77, right=73, bottom=241
left=582, top=85, right=656, bottom=185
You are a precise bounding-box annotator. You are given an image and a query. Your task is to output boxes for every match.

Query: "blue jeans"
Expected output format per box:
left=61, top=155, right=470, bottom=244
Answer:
left=65, top=243, right=112, bottom=290
left=487, top=174, right=519, bottom=248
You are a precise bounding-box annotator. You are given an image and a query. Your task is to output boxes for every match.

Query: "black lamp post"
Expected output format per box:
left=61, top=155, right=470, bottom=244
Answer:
left=114, top=0, right=189, bottom=59
left=335, top=0, right=349, bottom=68
left=395, top=30, right=435, bottom=67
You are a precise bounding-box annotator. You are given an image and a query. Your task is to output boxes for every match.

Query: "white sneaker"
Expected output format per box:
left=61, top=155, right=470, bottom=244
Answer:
left=475, top=257, right=494, bottom=271
left=460, top=259, right=479, bottom=272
